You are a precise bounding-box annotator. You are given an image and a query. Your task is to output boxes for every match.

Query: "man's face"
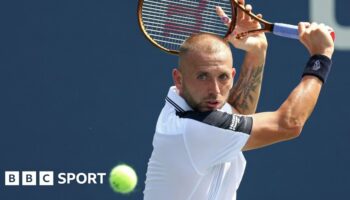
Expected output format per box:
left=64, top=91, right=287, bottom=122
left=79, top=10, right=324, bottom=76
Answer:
left=174, top=50, right=235, bottom=112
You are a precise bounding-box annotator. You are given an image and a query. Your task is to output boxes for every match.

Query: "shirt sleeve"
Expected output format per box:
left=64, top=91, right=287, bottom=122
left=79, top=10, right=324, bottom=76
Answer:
left=179, top=110, right=252, bottom=174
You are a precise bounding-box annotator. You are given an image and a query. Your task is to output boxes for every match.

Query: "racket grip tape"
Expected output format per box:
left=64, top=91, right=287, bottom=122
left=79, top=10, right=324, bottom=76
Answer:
left=272, top=23, right=335, bottom=41
left=273, top=23, right=299, bottom=39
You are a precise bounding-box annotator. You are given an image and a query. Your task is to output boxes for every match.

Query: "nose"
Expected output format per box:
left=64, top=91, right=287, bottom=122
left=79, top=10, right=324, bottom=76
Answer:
left=208, top=79, right=220, bottom=96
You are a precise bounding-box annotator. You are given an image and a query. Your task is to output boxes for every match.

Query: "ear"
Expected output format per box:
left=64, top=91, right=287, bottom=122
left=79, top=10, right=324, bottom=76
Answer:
left=172, top=68, right=183, bottom=90
left=230, top=67, right=236, bottom=89
left=231, top=67, right=236, bottom=78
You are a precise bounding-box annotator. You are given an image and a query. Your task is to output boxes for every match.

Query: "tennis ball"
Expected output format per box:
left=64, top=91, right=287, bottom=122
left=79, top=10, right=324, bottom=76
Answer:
left=109, top=164, right=138, bottom=194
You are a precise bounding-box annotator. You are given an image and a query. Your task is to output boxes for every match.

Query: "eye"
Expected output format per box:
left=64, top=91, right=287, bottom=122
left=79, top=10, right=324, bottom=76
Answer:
left=219, top=73, right=229, bottom=81
left=197, top=73, right=208, bottom=80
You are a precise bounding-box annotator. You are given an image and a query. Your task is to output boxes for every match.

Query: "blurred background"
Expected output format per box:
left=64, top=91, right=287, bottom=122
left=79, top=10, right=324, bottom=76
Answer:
left=0, top=0, right=349, bottom=199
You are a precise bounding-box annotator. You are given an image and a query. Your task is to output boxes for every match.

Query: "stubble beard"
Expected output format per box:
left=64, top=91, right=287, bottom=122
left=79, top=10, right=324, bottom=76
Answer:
left=181, top=84, right=227, bottom=112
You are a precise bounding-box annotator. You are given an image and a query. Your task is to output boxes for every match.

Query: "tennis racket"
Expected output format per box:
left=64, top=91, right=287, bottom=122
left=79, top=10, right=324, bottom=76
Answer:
left=138, top=0, right=335, bottom=54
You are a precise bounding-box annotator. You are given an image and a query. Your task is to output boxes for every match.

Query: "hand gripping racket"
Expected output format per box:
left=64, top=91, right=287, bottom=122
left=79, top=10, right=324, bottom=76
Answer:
left=138, top=0, right=335, bottom=54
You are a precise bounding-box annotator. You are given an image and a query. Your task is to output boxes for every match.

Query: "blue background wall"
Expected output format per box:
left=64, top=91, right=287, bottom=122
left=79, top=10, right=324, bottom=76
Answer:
left=0, top=0, right=349, bottom=199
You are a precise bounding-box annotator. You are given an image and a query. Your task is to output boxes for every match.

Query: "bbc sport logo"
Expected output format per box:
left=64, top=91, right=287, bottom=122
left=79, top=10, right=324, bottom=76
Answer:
left=4, top=171, right=106, bottom=186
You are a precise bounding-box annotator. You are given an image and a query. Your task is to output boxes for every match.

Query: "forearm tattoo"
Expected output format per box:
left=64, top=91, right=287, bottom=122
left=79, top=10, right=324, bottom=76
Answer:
left=229, top=65, right=264, bottom=114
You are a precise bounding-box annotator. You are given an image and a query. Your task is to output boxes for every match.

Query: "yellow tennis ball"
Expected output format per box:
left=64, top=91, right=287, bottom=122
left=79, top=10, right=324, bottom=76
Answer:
left=109, top=164, right=138, bottom=194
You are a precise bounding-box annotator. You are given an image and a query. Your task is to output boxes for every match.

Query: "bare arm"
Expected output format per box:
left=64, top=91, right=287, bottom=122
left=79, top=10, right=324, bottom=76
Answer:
left=228, top=49, right=266, bottom=114
left=243, top=76, right=322, bottom=150
left=216, top=1, right=267, bottom=114
left=242, top=22, right=334, bottom=151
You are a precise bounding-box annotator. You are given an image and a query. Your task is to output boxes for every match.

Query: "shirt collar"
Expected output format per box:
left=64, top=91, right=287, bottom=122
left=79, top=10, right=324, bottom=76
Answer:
left=166, top=86, right=193, bottom=112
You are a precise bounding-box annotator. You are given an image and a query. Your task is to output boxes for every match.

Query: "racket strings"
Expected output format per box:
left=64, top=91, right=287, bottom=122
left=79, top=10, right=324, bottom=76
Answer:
left=142, top=4, right=226, bottom=25
left=142, top=14, right=227, bottom=34
left=143, top=0, right=231, bottom=18
left=142, top=1, right=229, bottom=32
left=141, top=0, right=232, bottom=52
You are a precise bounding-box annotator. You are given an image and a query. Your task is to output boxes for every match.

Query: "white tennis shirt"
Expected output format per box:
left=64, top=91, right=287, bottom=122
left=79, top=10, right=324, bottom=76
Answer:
left=144, top=86, right=251, bottom=200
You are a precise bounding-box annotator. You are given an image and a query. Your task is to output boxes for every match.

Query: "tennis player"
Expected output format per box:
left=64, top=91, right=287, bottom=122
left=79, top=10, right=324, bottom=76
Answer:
left=143, top=4, right=334, bottom=200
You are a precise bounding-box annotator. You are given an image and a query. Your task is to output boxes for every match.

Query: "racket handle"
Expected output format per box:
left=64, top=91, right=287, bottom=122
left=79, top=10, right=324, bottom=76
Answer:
left=272, top=23, right=299, bottom=39
left=272, top=23, right=335, bottom=41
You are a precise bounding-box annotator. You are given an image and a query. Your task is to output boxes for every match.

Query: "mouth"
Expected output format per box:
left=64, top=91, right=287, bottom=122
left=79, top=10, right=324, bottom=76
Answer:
left=205, top=100, right=221, bottom=109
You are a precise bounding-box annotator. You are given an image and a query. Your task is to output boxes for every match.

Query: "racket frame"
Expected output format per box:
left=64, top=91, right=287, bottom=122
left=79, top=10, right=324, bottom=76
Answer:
left=231, top=0, right=274, bottom=39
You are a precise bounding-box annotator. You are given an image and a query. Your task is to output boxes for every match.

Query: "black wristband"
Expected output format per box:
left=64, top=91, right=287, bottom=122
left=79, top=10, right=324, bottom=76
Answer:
left=302, top=54, right=332, bottom=83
